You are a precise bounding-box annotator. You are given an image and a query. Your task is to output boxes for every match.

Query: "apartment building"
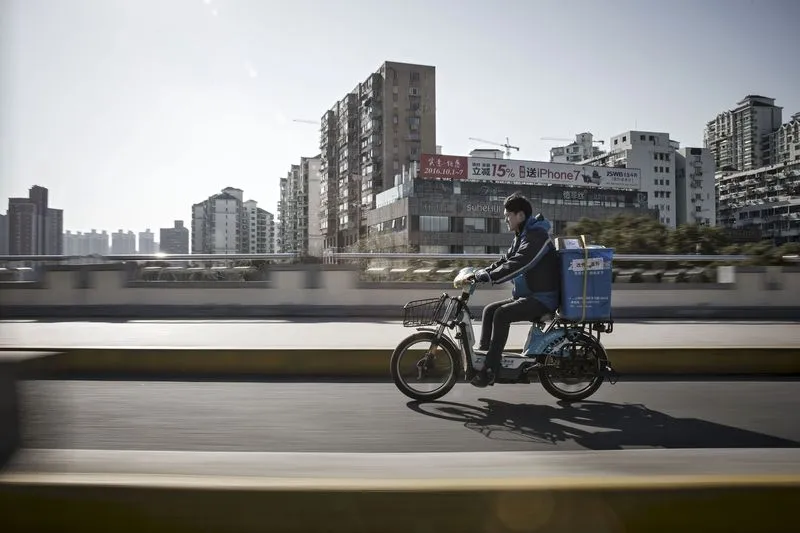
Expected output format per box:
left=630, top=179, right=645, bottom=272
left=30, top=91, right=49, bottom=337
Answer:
left=675, top=147, right=717, bottom=227
left=265, top=211, right=275, bottom=254
left=63, top=230, right=110, bottom=256
left=160, top=220, right=190, bottom=254
left=278, top=156, right=321, bottom=255
left=582, top=131, right=715, bottom=228
left=704, top=95, right=783, bottom=172
left=192, top=187, right=248, bottom=254
left=716, top=161, right=800, bottom=243
left=0, top=214, right=7, bottom=255
left=191, top=188, right=272, bottom=255
left=243, top=199, right=273, bottom=254
left=319, top=61, right=436, bottom=251
left=549, top=132, right=605, bottom=164
left=111, top=230, right=137, bottom=254
left=138, top=229, right=156, bottom=254
left=768, top=112, right=800, bottom=165
left=6, top=185, right=63, bottom=255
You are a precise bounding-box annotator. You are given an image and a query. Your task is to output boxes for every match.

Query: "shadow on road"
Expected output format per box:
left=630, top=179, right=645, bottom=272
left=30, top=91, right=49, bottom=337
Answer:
left=407, top=399, right=800, bottom=449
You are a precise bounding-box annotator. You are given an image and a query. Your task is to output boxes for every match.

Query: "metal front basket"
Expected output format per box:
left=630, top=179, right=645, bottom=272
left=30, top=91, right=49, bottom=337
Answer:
left=402, top=295, right=451, bottom=327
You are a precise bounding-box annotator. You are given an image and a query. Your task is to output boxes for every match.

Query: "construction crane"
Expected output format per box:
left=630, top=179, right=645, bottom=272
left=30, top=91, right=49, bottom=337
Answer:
left=468, top=136, right=520, bottom=158
left=293, top=119, right=317, bottom=125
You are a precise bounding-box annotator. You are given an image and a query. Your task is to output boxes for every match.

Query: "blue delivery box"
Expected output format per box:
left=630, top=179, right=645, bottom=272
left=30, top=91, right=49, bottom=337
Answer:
left=555, top=236, right=614, bottom=322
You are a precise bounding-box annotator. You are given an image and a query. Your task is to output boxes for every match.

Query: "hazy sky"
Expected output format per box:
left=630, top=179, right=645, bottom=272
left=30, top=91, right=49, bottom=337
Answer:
left=1, top=0, right=798, bottom=234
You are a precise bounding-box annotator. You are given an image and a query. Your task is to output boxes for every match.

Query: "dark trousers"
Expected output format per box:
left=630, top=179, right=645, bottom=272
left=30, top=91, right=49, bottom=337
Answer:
left=479, top=297, right=550, bottom=374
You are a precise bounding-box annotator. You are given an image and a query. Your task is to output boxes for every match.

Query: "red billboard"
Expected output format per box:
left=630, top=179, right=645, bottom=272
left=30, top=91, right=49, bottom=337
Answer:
left=419, top=154, right=468, bottom=180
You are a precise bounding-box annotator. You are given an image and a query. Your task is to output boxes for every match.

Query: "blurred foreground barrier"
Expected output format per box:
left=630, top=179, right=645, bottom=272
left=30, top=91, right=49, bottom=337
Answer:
left=1, top=254, right=800, bottom=319
left=8, top=347, right=800, bottom=379
left=1, top=473, right=798, bottom=533
left=0, top=352, right=53, bottom=468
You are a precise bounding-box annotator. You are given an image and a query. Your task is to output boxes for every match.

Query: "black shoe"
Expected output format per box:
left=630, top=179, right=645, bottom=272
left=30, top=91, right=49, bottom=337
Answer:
left=470, top=369, right=495, bottom=388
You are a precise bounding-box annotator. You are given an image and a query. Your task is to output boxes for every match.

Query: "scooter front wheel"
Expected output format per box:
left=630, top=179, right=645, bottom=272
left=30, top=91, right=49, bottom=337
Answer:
left=390, top=331, right=461, bottom=402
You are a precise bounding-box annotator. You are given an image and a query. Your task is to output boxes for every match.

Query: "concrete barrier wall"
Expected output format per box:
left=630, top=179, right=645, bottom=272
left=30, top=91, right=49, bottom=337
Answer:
left=1, top=264, right=799, bottom=319
left=1, top=475, right=799, bottom=533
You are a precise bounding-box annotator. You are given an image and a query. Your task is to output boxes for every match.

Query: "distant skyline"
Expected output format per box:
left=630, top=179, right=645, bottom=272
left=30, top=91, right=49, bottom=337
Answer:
left=1, top=0, right=798, bottom=232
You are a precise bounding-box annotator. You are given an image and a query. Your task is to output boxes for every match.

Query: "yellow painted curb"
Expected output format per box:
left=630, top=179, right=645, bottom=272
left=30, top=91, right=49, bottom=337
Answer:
left=2, top=472, right=800, bottom=491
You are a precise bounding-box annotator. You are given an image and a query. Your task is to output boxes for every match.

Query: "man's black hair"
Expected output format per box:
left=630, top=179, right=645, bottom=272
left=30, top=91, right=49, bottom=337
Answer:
left=503, top=192, right=533, bottom=219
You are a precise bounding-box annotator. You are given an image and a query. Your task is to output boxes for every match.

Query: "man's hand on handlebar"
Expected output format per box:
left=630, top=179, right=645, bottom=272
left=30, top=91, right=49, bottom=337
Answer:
left=468, top=269, right=491, bottom=284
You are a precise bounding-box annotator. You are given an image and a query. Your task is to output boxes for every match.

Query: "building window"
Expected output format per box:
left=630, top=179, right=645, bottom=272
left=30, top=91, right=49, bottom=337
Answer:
left=464, top=217, right=487, bottom=233
left=420, top=216, right=449, bottom=232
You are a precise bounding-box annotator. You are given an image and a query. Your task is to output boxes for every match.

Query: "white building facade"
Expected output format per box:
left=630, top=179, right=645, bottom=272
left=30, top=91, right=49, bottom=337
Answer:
left=243, top=199, right=274, bottom=254
left=111, top=230, right=136, bottom=254
left=581, top=131, right=716, bottom=228
left=63, top=230, right=110, bottom=256
left=138, top=229, right=156, bottom=254
left=192, top=187, right=247, bottom=254
left=675, top=147, right=717, bottom=227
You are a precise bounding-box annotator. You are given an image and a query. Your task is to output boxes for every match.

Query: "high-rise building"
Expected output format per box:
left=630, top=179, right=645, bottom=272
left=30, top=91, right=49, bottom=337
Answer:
left=704, top=95, right=783, bottom=172
left=0, top=213, right=8, bottom=255
left=266, top=211, right=275, bottom=254
left=278, top=156, right=321, bottom=255
left=6, top=185, right=63, bottom=255
left=243, top=199, right=273, bottom=254
left=8, top=198, right=37, bottom=255
left=675, top=147, right=717, bottom=227
left=768, top=112, right=800, bottom=166
left=192, top=187, right=247, bottom=254
left=111, top=230, right=136, bottom=254
left=138, top=229, right=156, bottom=254
left=277, top=168, right=297, bottom=253
left=191, top=187, right=271, bottom=254
left=277, top=176, right=288, bottom=253
left=549, top=133, right=605, bottom=164
left=319, top=61, right=436, bottom=251
left=64, top=230, right=110, bottom=256
left=159, top=220, right=189, bottom=254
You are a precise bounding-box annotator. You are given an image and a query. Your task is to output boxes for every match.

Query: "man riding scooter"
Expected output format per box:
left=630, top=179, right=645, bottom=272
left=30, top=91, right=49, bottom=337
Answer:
left=466, top=193, right=561, bottom=388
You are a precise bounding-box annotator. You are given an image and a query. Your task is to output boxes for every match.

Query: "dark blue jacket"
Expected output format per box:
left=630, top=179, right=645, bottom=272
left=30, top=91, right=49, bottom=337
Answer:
left=477, top=215, right=560, bottom=311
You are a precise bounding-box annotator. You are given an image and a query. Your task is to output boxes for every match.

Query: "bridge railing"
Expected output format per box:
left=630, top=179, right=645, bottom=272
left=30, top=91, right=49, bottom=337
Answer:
left=0, top=254, right=298, bottom=283
left=324, top=252, right=774, bottom=284
left=0, top=252, right=797, bottom=285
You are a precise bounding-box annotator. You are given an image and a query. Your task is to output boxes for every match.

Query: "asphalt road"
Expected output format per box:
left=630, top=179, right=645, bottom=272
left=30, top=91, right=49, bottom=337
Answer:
left=19, top=379, right=800, bottom=453
left=2, top=319, right=799, bottom=349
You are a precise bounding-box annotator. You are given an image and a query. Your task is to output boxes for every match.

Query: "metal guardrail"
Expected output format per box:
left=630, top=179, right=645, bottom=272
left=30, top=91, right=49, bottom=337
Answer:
left=0, top=253, right=797, bottom=263
left=327, top=253, right=755, bottom=262
left=0, top=253, right=298, bottom=262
